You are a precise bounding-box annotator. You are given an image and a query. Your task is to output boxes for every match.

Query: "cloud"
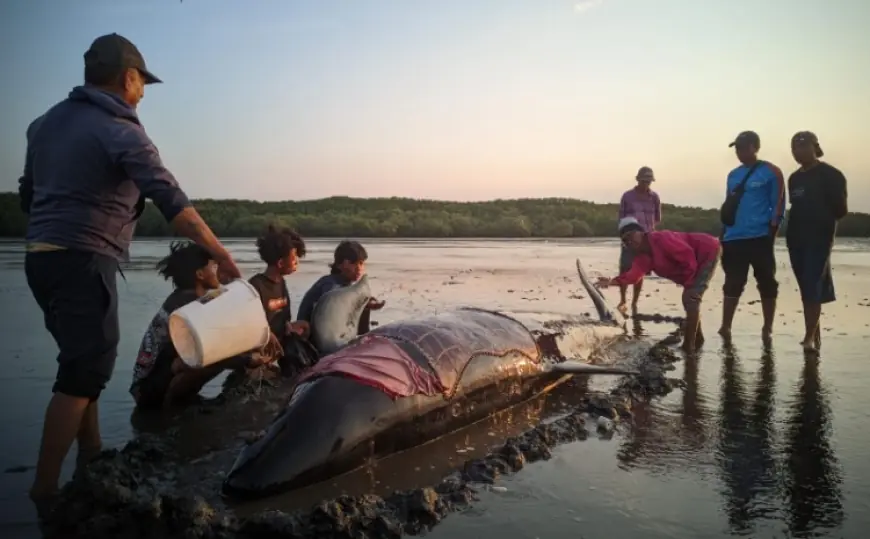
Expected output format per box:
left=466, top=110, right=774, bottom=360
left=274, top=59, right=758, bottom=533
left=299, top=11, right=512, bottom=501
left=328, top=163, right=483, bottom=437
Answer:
left=573, top=0, right=605, bottom=14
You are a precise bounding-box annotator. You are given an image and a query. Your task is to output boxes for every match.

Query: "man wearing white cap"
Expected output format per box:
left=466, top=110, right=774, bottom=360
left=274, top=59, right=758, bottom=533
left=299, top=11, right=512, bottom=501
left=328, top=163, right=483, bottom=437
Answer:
left=598, top=217, right=720, bottom=353
left=616, top=166, right=662, bottom=314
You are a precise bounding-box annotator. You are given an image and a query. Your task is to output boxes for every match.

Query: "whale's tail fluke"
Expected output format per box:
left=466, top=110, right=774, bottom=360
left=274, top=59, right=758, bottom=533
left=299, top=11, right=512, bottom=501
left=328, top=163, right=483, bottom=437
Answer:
left=575, top=258, right=618, bottom=323
left=545, top=360, right=638, bottom=376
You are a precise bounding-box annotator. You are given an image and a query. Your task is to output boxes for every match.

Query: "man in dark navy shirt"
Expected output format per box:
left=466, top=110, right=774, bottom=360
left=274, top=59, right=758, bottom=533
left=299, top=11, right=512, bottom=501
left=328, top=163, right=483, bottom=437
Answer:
left=18, top=33, right=241, bottom=510
left=785, top=131, right=848, bottom=354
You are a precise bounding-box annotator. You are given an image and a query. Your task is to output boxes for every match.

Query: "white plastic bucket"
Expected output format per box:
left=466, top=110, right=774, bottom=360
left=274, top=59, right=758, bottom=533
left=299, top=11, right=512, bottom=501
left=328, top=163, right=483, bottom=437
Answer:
left=168, top=279, right=271, bottom=368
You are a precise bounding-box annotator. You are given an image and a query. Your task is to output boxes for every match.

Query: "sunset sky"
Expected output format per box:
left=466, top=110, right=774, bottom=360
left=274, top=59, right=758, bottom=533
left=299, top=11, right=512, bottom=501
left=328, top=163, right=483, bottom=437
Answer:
left=2, top=0, right=868, bottom=210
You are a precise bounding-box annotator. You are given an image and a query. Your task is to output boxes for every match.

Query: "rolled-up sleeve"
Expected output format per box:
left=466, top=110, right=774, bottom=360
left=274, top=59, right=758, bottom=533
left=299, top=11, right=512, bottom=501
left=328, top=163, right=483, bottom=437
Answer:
left=612, top=255, right=653, bottom=287
left=107, top=121, right=192, bottom=222
left=618, top=193, right=628, bottom=220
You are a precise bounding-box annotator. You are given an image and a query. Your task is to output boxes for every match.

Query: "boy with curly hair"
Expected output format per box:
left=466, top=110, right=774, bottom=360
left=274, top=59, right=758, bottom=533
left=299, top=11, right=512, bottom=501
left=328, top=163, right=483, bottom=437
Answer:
left=248, top=224, right=315, bottom=376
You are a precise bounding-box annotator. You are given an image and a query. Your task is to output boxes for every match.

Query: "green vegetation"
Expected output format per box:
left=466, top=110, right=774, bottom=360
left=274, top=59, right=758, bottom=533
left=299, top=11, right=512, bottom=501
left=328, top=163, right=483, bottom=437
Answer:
left=2, top=192, right=870, bottom=238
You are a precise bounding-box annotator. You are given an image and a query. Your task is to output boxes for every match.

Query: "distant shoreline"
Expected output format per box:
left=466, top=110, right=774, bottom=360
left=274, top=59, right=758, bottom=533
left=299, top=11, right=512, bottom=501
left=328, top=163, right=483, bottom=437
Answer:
left=3, top=193, right=870, bottom=238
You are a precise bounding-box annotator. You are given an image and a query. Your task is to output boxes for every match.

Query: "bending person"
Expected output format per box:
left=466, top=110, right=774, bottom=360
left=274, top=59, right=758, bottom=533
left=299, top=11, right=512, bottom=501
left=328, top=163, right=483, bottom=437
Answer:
left=297, top=240, right=385, bottom=348
left=597, top=217, right=721, bottom=354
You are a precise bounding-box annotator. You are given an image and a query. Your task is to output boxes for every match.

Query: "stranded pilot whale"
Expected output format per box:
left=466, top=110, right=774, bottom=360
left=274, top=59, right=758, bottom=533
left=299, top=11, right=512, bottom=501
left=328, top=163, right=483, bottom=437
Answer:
left=223, top=266, right=631, bottom=499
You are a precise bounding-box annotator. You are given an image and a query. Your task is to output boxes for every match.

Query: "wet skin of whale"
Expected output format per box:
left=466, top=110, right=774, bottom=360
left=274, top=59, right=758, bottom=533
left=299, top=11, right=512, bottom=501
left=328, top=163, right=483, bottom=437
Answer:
left=223, top=269, right=626, bottom=499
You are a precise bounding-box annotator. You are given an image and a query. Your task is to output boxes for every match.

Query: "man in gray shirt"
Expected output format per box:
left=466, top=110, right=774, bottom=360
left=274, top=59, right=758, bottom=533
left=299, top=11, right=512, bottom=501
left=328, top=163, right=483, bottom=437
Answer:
left=18, top=33, right=241, bottom=512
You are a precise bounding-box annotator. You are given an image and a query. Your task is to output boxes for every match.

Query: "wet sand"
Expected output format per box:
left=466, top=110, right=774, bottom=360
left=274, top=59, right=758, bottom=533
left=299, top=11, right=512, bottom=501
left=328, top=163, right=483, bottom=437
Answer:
left=2, top=238, right=870, bottom=538
left=39, top=330, right=684, bottom=538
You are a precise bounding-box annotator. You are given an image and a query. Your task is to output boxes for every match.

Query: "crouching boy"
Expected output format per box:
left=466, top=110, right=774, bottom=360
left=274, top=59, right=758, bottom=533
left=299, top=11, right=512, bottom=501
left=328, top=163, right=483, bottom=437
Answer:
left=130, top=241, right=276, bottom=410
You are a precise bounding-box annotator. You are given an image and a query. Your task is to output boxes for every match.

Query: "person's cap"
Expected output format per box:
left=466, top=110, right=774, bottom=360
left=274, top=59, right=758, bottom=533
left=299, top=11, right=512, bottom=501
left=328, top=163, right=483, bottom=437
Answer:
left=84, top=33, right=162, bottom=84
left=618, top=216, right=643, bottom=234
left=792, top=131, right=824, bottom=158
left=636, top=166, right=655, bottom=182
left=728, top=130, right=760, bottom=149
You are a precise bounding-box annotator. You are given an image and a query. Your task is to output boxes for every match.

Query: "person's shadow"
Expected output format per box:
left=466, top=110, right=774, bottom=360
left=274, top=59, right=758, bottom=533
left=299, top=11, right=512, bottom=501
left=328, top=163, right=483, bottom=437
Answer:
left=714, top=341, right=778, bottom=535
left=780, top=354, right=844, bottom=537
left=679, top=351, right=709, bottom=450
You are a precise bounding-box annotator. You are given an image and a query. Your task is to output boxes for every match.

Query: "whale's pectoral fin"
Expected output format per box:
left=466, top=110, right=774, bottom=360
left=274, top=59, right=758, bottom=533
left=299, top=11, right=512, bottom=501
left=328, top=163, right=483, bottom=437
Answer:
left=545, top=360, right=638, bottom=376
left=575, top=258, right=620, bottom=323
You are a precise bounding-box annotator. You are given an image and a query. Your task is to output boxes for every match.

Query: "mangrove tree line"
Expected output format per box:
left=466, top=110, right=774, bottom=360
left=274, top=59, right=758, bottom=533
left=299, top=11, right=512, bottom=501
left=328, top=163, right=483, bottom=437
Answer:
left=2, top=192, right=870, bottom=238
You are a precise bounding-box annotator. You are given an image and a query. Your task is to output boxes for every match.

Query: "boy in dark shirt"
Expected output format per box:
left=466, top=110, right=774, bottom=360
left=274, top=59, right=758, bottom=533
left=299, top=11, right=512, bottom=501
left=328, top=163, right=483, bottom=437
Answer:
left=248, top=225, right=314, bottom=375
left=785, top=131, right=848, bottom=354
left=297, top=240, right=385, bottom=348
left=131, top=242, right=259, bottom=410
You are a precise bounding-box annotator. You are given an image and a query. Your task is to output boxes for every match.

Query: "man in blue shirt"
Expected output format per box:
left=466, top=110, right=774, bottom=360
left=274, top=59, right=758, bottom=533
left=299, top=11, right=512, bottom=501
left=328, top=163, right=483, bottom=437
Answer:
left=18, top=33, right=241, bottom=511
left=718, top=131, right=786, bottom=342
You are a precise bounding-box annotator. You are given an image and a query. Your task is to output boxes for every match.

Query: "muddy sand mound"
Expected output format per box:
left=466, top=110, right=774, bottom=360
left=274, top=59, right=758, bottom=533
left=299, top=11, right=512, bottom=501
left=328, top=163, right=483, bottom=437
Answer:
left=42, top=331, right=684, bottom=539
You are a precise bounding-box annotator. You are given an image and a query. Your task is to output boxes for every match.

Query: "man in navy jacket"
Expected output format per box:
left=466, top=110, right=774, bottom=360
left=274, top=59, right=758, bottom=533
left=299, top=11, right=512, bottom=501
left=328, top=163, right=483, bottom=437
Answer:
left=18, top=33, right=241, bottom=511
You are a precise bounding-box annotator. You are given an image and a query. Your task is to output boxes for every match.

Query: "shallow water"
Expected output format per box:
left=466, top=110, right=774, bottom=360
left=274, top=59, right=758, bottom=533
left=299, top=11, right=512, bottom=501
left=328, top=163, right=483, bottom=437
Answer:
left=1, top=238, right=869, bottom=538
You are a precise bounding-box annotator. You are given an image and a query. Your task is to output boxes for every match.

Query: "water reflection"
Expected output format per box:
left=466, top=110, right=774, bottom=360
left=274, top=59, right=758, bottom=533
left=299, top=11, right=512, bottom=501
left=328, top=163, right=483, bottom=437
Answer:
left=681, top=353, right=709, bottom=451
left=715, top=343, right=778, bottom=534
left=614, top=343, right=712, bottom=471
left=631, top=315, right=644, bottom=339
left=614, top=339, right=846, bottom=537
left=781, top=355, right=844, bottom=537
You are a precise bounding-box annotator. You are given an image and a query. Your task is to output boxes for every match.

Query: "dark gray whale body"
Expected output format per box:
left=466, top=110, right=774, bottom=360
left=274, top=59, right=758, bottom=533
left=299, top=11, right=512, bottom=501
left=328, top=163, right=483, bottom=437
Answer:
left=223, top=267, right=626, bottom=500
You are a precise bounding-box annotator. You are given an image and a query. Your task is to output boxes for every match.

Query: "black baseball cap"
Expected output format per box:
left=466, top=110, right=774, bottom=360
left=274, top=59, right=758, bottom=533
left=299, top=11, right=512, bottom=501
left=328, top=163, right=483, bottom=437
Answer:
left=728, top=130, right=760, bottom=149
left=792, top=131, right=824, bottom=157
left=635, top=166, right=655, bottom=182
left=84, top=33, right=162, bottom=84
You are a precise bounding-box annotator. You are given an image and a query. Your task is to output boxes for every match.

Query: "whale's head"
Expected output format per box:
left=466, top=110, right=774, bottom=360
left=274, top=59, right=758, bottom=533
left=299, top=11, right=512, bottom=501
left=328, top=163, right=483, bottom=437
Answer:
left=310, top=274, right=372, bottom=355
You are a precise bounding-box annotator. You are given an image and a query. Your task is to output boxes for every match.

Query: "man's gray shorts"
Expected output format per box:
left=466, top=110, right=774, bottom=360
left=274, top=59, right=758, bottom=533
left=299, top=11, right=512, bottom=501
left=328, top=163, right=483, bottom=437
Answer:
left=619, top=244, right=635, bottom=274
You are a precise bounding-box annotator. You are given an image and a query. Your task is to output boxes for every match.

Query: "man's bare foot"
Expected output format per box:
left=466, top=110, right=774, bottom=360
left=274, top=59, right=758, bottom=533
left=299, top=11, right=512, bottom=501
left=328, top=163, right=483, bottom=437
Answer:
left=718, top=326, right=731, bottom=338
left=74, top=445, right=102, bottom=478
left=762, top=325, right=772, bottom=339
left=801, top=339, right=819, bottom=355
left=29, top=489, right=58, bottom=521
left=631, top=301, right=639, bottom=314
left=696, top=332, right=705, bottom=349
left=616, top=302, right=628, bottom=316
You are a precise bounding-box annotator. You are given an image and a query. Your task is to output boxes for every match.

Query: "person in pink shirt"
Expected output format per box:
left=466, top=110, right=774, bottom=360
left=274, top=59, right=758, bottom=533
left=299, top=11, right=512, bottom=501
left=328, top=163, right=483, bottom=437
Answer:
left=596, top=217, right=721, bottom=353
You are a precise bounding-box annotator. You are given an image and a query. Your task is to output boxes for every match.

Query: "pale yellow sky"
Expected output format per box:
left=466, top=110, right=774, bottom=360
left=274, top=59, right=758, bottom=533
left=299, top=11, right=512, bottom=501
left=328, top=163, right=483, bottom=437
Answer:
left=2, top=0, right=869, bottom=210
